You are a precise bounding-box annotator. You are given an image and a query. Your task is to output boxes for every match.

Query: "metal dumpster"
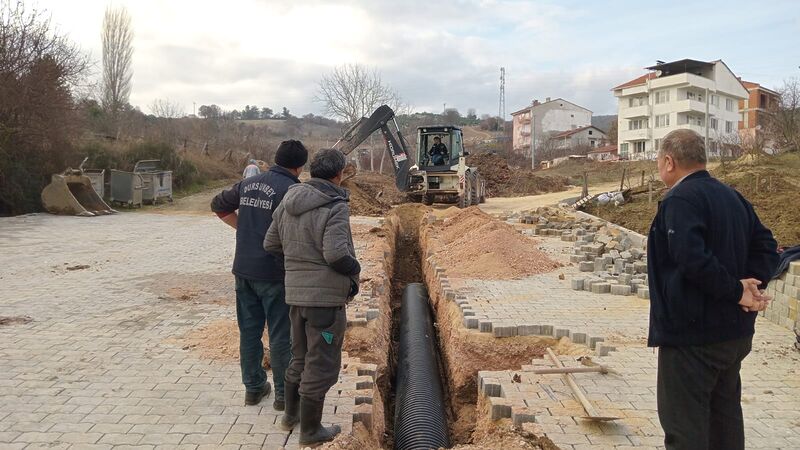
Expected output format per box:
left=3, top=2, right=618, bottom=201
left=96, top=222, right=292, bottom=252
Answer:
left=83, top=169, right=105, bottom=198
left=109, top=169, right=144, bottom=208
left=133, top=160, right=173, bottom=204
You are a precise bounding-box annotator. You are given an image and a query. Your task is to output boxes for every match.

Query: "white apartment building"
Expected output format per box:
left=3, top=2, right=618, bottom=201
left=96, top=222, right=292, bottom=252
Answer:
left=511, top=98, right=592, bottom=153
left=612, top=59, right=748, bottom=160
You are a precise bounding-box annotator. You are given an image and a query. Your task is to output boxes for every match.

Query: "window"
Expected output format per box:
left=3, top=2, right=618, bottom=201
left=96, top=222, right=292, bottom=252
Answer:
left=634, top=141, right=646, bottom=153
left=710, top=94, right=719, bottom=106
left=620, top=143, right=629, bottom=155
left=688, top=115, right=704, bottom=127
left=655, top=90, right=670, bottom=104
left=655, top=114, right=670, bottom=128
left=655, top=139, right=661, bottom=151
left=760, top=94, right=767, bottom=108
left=628, top=96, right=646, bottom=107
left=588, top=130, right=593, bottom=135
left=726, top=121, right=734, bottom=133
left=726, top=98, right=734, bottom=111
left=628, top=119, right=647, bottom=130
left=710, top=118, right=718, bottom=130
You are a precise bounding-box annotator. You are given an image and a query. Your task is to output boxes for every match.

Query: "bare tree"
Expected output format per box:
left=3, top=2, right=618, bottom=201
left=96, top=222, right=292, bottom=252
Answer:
left=0, top=0, right=90, bottom=214
left=101, top=5, right=133, bottom=129
left=149, top=98, right=185, bottom=118
left=314, top=64, right=409, bottom=123
left=766, top=78, right=800, bottom=153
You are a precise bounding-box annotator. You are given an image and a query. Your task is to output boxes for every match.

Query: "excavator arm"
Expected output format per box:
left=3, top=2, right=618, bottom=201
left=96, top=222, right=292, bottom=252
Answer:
left=333, top=105, right=412, bottom=192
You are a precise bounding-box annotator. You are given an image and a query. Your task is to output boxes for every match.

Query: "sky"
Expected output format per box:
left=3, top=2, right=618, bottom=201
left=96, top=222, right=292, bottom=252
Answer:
left=33, top=0, right=800, bottom=118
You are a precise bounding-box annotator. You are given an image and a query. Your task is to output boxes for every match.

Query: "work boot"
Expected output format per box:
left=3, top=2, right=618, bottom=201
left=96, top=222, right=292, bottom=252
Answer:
left=299, top=397, right=341, bottom=446
left=244, top=382, right=271, bottom=406
left=279, top=381, right=300, bottom=430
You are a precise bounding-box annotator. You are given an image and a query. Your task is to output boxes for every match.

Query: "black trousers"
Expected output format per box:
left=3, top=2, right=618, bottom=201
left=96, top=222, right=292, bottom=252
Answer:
left=657, top=335, right=752, bottom=450
left=285, top=305, right=346, bottom=401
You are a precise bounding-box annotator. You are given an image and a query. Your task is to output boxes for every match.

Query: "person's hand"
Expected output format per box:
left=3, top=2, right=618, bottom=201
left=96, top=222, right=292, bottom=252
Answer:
left=739, top=278, right=771, bottom=312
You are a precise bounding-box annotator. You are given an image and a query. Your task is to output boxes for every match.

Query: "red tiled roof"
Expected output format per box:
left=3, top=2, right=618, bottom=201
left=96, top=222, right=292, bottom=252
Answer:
left=552, top=125, right=601, bottom=139
left=741, top=80, right=760, bottom=89
left=611, top=73, right=657, bottom=91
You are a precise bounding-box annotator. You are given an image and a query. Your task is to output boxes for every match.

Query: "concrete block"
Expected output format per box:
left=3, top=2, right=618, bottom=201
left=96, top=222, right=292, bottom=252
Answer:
left=463, top=317, right=479, bottom=329
left=478, top=320, right=493, bottom=333
left=555, top=328, right=570, bottom=339
left=366, top=309, right=380, bottom=321
left=634, top=261, right=648, bottom=273
left=569, top=331, right=587, bottom=344
left=589, top=336, right=604, bottom=350
left=591, top=282, right=611, bottom=294
left=594, top=257, right=605, bottom=272
left=493, top=325, right=518, bottom=338
left=789, top=261, right=800, bottom=276
left=597, top=344, right=617, bottom=356
left=579, top=261, right=594, bottom=272
left=618, top=273, right=633, bottom=285
left=611, top=285, right=632, bottom=296
left=638, top=288, right=650, bottom=299
left=571, top=278, right=585, bottom=290
left=569, top=254, right=585, bottom=263
left=517, top=324, right=539, bottom=336
left=625, top=263, right=635, bottom=274
left=539, top=325, right=554, bottom=336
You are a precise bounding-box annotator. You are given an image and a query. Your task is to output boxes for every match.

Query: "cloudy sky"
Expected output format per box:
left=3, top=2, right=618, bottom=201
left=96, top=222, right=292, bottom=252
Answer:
left=36, top=0, right=800, bottom=118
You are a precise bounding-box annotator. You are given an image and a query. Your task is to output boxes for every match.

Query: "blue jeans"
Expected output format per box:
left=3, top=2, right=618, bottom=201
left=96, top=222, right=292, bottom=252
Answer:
left=235, top=277, right=291, bottom=398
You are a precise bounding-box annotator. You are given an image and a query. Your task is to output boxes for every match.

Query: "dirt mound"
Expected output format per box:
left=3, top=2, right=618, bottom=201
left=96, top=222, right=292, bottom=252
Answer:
left=432, top=207, right=561, bottom=279
left=343, top=171, right=407, bottom=216
left=467, top=153, right=570, bottom=197
left=174, top=319, right=270, bottom=367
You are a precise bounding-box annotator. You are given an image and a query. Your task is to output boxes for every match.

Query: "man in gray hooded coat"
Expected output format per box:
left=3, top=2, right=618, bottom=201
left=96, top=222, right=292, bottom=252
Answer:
left=264, top=148, right=359, bottom=446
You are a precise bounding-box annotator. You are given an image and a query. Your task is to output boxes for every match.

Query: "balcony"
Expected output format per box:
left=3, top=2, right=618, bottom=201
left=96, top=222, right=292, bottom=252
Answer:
left=622, top=104, right=650, bottom=119
left=622, top=128, right=651, bottom=140
left=650, top=72, right=714, bottom=91
left=674, top=99, right=708, bottom=114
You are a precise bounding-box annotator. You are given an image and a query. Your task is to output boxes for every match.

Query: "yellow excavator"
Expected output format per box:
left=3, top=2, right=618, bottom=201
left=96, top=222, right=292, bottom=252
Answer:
left=41, top=158, right=117, bottom=217
left=333, top=105, right=486, bottom=207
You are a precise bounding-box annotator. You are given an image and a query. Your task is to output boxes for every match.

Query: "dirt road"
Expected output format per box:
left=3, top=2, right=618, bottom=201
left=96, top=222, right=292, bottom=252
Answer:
left=479, top=181, right=621, bottom=214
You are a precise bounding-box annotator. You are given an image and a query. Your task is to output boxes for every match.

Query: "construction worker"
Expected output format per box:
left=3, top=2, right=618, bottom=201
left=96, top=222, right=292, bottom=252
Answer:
left=429, top=136, right=448, bottom=165
left=210, top=140, right=309, bottom=410
left=242, top=159, right=260, bottom=179
left=647, top=129, right=778, bottom=450
left=264, top=148, right=359, bottom=446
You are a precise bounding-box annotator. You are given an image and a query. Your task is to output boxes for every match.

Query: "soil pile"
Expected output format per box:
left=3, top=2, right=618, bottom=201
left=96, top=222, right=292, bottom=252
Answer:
left=176, top=319, right=271, bottom=367
left=432, top=207, right=561, bottom=279
left=467, top=153, right=570, bottom=197
left=343, top=171, right=407, bottom=216
left=588, top=153, right=800, bottom=246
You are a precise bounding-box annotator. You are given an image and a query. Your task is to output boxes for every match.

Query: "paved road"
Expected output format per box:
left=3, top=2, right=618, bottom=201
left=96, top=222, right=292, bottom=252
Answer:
left=0, top=212, right=371, bottom=449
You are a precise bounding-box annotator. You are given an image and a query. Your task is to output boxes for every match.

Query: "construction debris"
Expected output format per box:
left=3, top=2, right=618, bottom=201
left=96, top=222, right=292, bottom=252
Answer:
left=518, top=207, right=650, bottom=299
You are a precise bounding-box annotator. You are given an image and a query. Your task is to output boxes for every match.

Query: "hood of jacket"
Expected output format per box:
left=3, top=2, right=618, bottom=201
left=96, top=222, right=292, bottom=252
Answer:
left=283, top=178, right=349, bottom=216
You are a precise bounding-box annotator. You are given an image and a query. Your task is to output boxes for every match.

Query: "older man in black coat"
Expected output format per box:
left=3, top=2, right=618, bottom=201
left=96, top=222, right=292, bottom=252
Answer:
left=646, top=129, right=778, bottom=450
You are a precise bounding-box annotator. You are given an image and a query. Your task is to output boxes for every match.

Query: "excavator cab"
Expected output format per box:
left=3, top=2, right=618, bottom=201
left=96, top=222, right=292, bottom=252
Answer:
left=416, top=127, right=464, bottom=170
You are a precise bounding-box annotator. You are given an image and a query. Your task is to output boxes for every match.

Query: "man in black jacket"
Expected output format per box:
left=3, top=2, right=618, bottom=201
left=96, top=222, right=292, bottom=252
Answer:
left=210, top=140, right=308, bottom=410
left=647, top=129, right=778, bottom=450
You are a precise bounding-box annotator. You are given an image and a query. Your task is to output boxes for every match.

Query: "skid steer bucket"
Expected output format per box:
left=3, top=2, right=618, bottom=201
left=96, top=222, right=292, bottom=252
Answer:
left=41, top=168, right=117, bottom=217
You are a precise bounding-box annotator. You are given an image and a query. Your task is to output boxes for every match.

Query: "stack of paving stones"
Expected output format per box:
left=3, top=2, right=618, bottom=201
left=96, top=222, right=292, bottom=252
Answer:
left=763, top=260, right=800, bottom=336
left=518, top=208, right=651, bottom=300
left=345, top=291, right=382, bottom=327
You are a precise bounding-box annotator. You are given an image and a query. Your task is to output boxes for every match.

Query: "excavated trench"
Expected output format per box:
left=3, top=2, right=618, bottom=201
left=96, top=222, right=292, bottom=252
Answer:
left=350, top=205, right=562, bottom=450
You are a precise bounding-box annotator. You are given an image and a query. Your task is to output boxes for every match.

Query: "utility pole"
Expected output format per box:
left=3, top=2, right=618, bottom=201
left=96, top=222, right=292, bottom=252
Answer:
left=499, top=67, right=506, bottom=131
left=530, top=102, right=535, bottom=170
left=704, top=87, right=709, bottom=161
left=193, top=102, right=196, bottom=116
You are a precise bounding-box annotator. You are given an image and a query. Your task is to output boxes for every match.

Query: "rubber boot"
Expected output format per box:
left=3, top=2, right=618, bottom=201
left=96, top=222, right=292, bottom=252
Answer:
left=279, top=381, right=299, bottom=430
left=299, top=397, right=341, bottom=446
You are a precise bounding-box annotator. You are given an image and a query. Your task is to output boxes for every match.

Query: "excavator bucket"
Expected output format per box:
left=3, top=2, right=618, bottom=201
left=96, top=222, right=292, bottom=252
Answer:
left=41, top=169, right=116, bottom=217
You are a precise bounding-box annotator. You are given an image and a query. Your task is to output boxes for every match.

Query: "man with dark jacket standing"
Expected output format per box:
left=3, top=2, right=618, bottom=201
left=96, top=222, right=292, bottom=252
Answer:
left=647, top=129, right=778, bottom=450
left=210, top=140, right=308, bottom=410
left=264, top=148, right=359, bottom=446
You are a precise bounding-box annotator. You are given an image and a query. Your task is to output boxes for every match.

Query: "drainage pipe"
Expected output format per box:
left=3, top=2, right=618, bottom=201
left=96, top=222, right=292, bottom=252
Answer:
left=394, top=283, right=450, bottom=450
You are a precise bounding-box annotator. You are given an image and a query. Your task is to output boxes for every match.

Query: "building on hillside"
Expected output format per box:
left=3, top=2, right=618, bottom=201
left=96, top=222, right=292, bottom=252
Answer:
left=612, top=59, right=748, bottom=160
left=739, top=80, right=780, bottom=147
left=510, top=98, right=592, bottom=153
left=587, top=144, right=618, bottom=161
left=550, top=125, right=608, bottom=150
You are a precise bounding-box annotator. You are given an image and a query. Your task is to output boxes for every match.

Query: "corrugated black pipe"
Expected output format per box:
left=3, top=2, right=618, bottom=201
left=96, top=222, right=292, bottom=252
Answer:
left=394, top=283, right=450, bottom=450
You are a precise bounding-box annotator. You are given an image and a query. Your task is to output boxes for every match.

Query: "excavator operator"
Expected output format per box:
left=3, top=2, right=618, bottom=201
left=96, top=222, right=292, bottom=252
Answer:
left=429, top=136, right=448, bottom=166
